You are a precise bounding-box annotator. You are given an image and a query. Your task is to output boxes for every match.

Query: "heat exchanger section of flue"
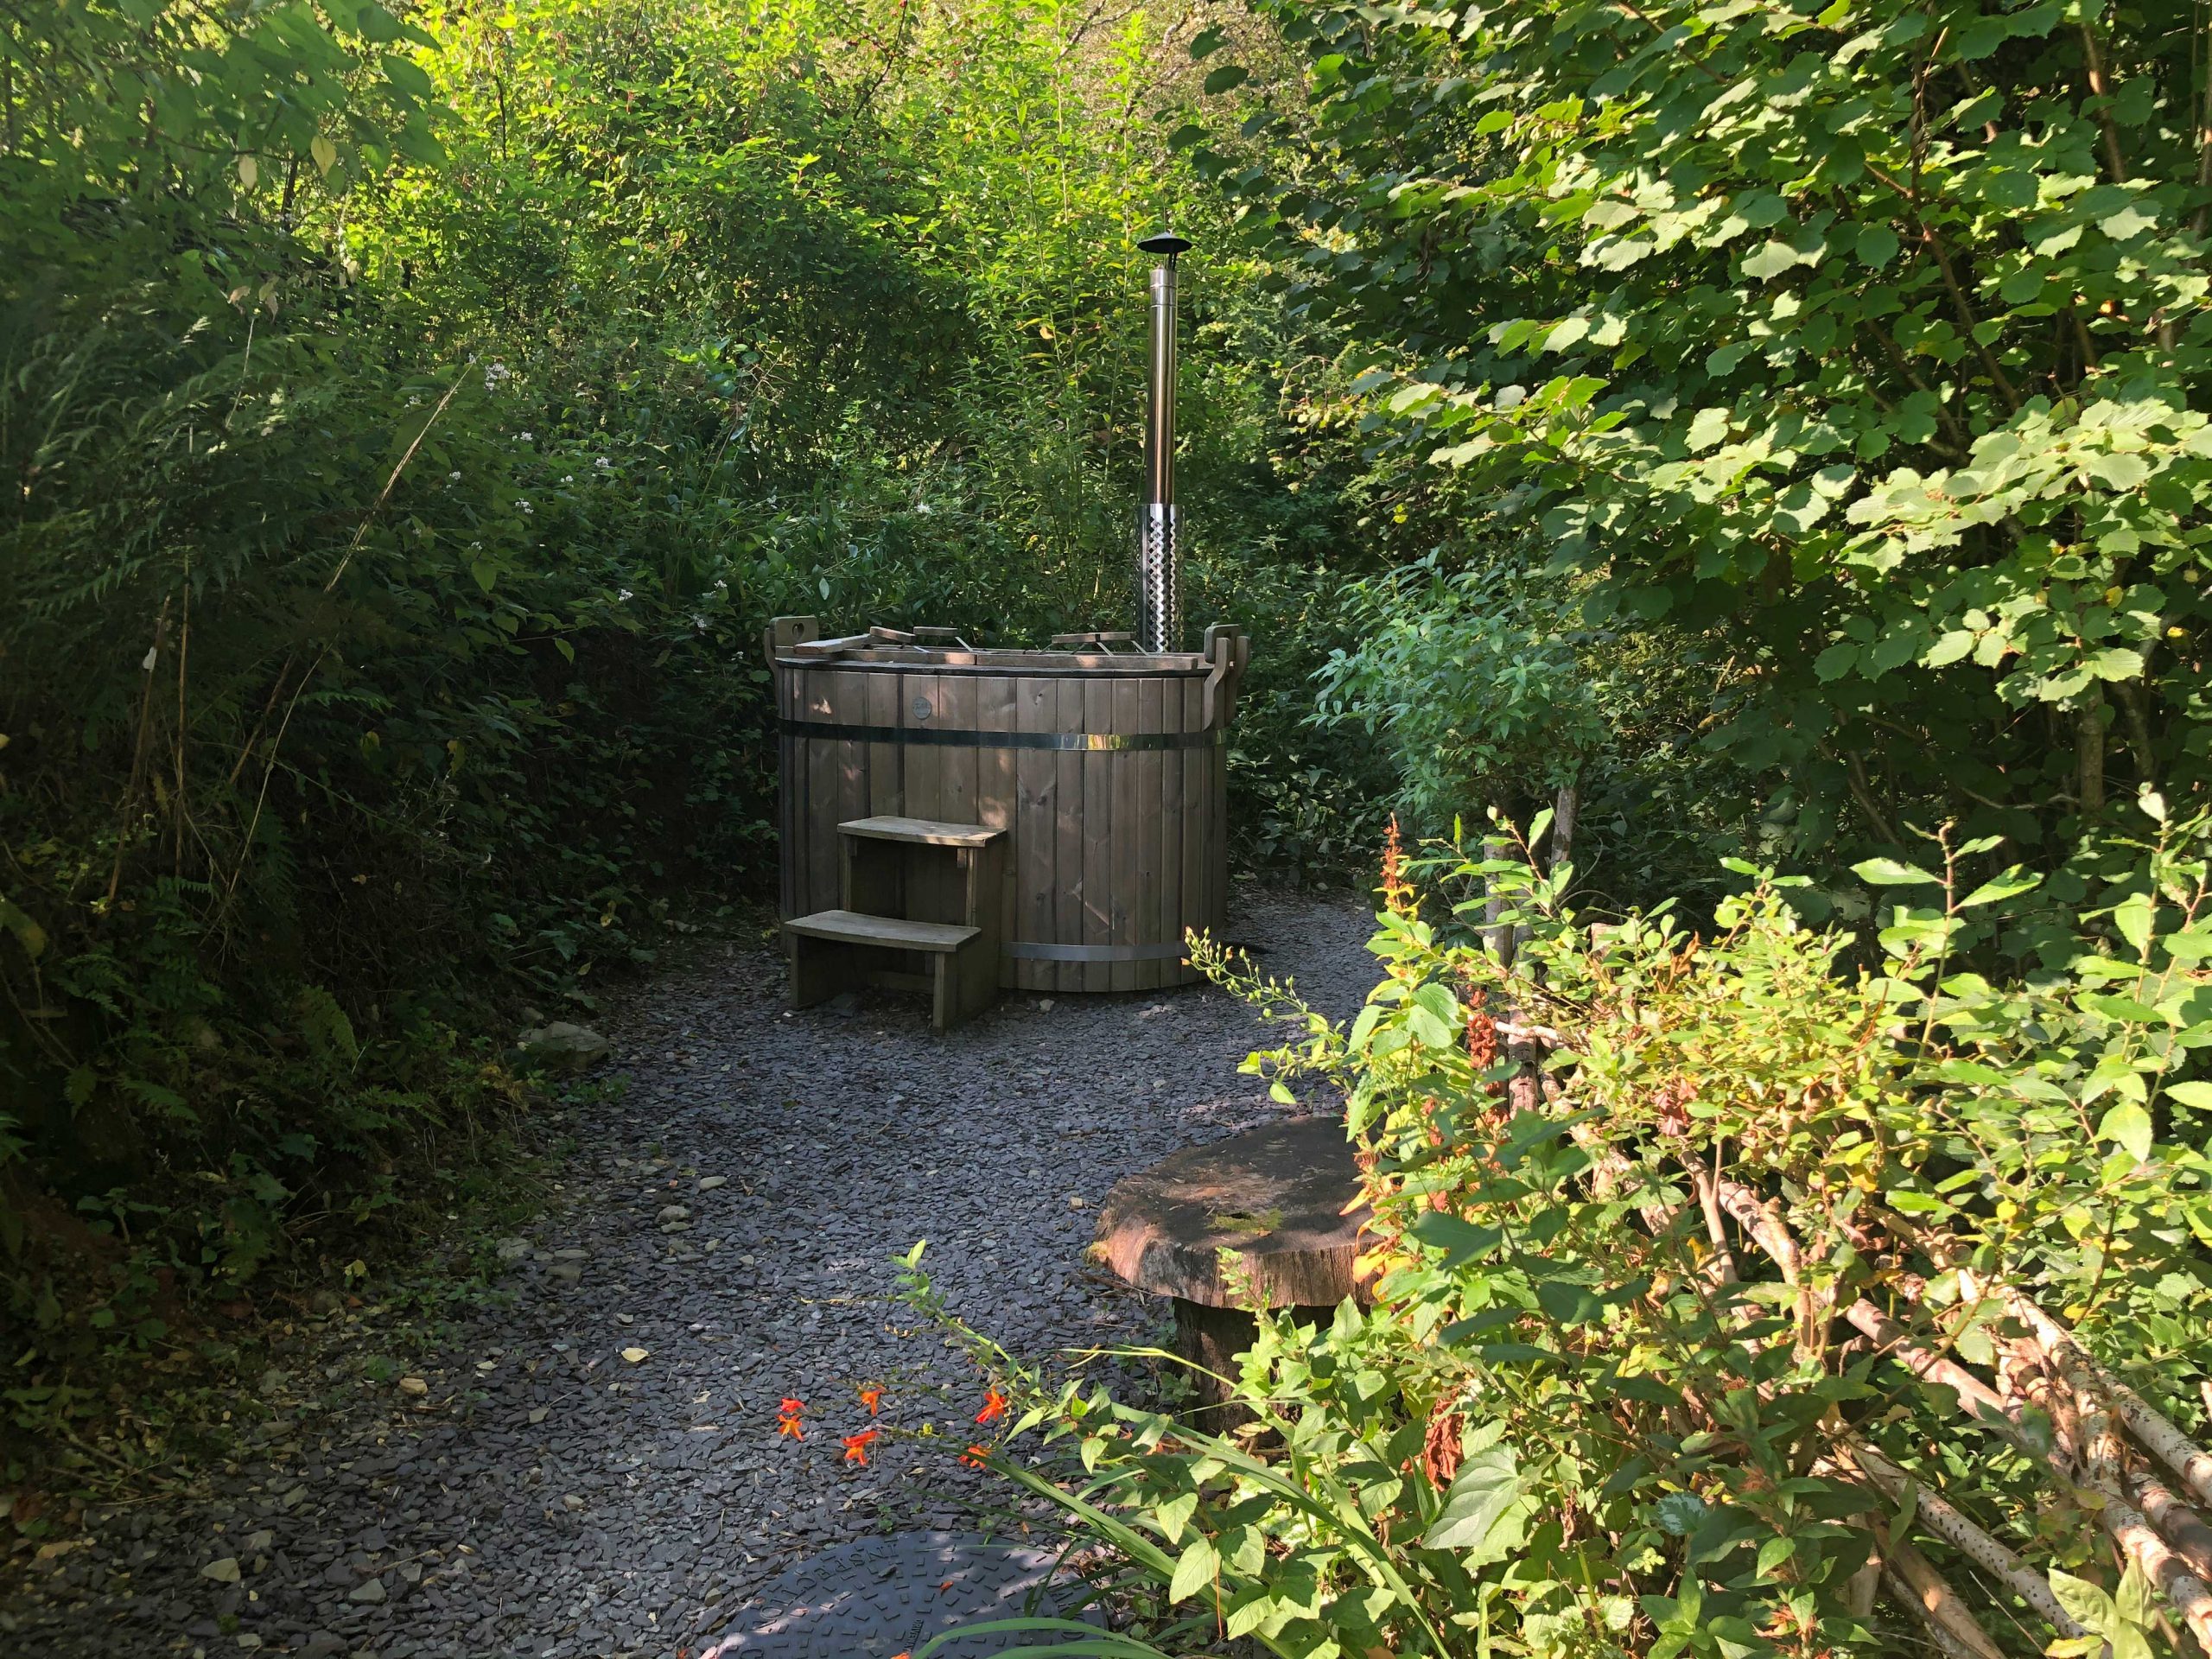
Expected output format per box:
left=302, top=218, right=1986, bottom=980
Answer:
left=1135, top=230, right=1190, bottom=655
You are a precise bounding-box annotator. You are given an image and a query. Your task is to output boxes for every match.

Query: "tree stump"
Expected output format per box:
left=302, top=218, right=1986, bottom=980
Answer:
left=1092, top=1116, right=1371, bottom=1428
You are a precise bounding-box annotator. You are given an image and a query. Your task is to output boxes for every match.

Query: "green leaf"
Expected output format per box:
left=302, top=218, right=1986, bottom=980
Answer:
left=1167, top=1535, right=1218, bottom=1603
left=1155, top=1491, right=1198, bottom=1545
left=2116, top=1560, right=2158, bottom=1638
left=1535, top=1277, right=1607, bottom=1326
left=381, top=54, right=434, bottom=102
left=1686, top=406, right=1732, bottom=451
left=1407, top=1005, right=1452, bottom=1047
left=2164, top=1082, right=2212, bottom=1109
left=0, top=898, right=47, bottom=959
left=1409, top=1211, right=1502, bottom=1267
left=2113, top=892, right=2154, bottom=952
left=1411, top=980, right=1460, bottom=1026
left=1190, top=24, right=1226, bottom=58
left=1852, top=857, right=1941, bottom=887
left=1958, top=868, right=2040, bottom=908
left=1348, top=1005, right=1383, bottom=1052
left=2100, top=203, right=2158, bottom=242
left=2097, top=1101, right=2154, bottom=1162
left=2049, top=1569, right=2119, bottom=1638
left=1741, top=239, right=1801, bottom=280
left=1813, top=642, right=1859, bottom=681
left=353, top=2, right=404, bottom=41
left=1203, top=65, right=1249, bottom=95
left=1421, top=1445, right=1522, bottom=1549
left=1922, top=629, right=1975, bottom=667
left=1854, top=223, right=1900, bottom=266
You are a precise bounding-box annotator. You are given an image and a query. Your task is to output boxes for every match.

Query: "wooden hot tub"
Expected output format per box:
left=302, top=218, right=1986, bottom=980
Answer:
left=764, top=617, right=1249, bottom=993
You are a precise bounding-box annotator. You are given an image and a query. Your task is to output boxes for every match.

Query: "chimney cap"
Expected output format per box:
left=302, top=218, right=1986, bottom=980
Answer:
left=1137, top=229, right=1192, bottom=257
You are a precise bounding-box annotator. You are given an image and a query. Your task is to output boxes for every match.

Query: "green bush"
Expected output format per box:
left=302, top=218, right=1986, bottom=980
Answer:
left=925, top=796, right=2212, bottom=1656
left=1183, top=0, right=2212, bottom=886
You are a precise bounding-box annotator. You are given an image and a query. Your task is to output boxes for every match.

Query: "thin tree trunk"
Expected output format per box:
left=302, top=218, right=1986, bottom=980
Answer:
left=1482, top=830, right=1513, bottom=968
left=2078, top=687, right=2107, bottom=815
left=2113, top=676, right=2158, bottom=790
left=1548, top=781, right=1579, bottom=877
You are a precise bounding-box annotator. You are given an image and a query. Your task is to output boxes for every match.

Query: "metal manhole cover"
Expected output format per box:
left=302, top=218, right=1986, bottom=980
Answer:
left=704, top=1530, right=1091, bottom=1657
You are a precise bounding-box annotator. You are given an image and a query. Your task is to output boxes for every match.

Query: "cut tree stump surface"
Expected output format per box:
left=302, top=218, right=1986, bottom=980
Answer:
left=1093, top=1115, right=1371, bottom=1311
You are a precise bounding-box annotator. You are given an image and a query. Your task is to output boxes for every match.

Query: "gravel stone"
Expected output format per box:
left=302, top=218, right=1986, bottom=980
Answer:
left=705, top=1530, right=1089, bottom=1656
left=0, top=888, right=1371, bottom=1657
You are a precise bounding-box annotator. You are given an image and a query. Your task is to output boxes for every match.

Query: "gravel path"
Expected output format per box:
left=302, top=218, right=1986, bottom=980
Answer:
left=5, top=889, right=1375, bottom=1659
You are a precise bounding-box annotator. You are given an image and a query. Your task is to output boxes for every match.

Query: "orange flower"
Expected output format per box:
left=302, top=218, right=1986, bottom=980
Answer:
left=858, top=1385, right=883, bottom=1416
left=776, top=1398, right=805, bottom=1440
left=960, top=1444, right=990, bottom=1468
left=974, top=1388, right=1007, bottom=1425
left=1380, top=815, right=1414, bottom=917
left=842, top=1428, right=879, bottom=1466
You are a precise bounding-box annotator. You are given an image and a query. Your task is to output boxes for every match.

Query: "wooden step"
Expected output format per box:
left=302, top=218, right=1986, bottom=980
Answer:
left=836, top=815, right=1004, bottom=849
left=784, top=909, right=979, bottom=953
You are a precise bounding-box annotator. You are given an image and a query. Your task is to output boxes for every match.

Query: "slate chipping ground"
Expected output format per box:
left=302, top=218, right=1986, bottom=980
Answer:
left=3, top=890, right=1375, bottom=1659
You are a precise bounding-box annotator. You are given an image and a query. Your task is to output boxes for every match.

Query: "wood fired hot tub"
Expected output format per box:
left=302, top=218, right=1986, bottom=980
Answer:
left=764, top=617, right=1249, bottom=993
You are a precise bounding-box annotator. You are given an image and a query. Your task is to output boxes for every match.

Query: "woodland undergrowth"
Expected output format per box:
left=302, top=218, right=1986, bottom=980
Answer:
left=918, top=798, right=2212, bottom=1657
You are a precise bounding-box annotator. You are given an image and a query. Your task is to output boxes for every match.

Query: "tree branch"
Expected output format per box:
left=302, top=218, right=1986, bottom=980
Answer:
left=1878, top=1522, right=2009, bottom=1659
left=1844, top=1440, right=2089, bottom=1640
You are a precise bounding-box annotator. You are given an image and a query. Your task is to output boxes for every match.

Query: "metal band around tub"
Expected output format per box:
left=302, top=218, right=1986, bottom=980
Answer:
left=1002, top=940, right=1191, bottom=963
left=778, top=718, right=1224, bottom=752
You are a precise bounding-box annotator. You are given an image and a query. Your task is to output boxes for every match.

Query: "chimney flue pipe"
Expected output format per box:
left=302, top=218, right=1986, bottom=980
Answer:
left=1135, top=230, right=1190, bottom=654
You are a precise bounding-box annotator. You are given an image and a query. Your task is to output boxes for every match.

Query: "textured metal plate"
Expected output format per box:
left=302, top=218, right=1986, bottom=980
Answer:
left=1135, top=503, right=1181, bottom=655
left=703, top=1531, right=1089, bottom=1658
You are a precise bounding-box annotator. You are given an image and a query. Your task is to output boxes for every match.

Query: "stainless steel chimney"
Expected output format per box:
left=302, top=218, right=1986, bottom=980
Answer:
left=1135, top=230, right=1190, bottom=654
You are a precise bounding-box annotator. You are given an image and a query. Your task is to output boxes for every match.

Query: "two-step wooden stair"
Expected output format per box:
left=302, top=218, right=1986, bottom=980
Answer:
left=783, top=816, right=1005, bottom=1030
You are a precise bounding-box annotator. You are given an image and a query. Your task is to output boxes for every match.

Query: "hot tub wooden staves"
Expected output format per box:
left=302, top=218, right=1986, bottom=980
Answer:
left=765, top=618, right=1249, bottom=994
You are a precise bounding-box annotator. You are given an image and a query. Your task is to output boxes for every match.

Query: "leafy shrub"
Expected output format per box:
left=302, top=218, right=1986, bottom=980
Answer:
left=1311, top=558, right=1607, bottom=835
left=931, top=795, right=2212, bottom=1656
left=1182, top=0, right=2212, bottom=886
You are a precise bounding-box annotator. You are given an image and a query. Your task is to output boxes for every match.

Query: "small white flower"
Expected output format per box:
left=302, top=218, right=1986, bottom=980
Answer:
left=407, top=394, right=422, bottom=408
left=594, top=456, right=611, bottom=469
left=561, top=474, right=574, bottom=485
left=618, top=588, right=633, bottom=601
left=916, top=502, right=932, bottom=515
left=518, top=431, right=534, bottom=443
left=448, top=470, right=461, bottom=482
left=517, top=499, right=532, bottom=514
